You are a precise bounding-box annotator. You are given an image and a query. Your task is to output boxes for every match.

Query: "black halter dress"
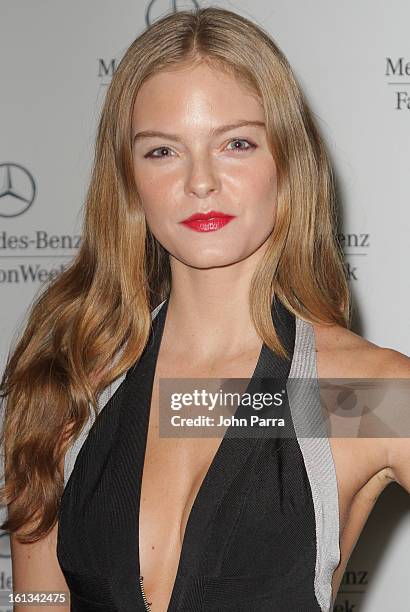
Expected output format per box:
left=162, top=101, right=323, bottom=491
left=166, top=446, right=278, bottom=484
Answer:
left=57, top=295, right=323, bottom=611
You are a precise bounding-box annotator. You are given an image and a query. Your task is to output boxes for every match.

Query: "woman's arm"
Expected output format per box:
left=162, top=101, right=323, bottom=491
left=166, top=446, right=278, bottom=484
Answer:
left=10, top=521, right=70, bottom=612
left=9, top=455, right=70, bottom=612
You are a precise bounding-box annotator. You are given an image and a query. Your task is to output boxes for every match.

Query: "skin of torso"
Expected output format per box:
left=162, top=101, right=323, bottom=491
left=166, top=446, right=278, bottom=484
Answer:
left=138, top=320, right=396, bottom=611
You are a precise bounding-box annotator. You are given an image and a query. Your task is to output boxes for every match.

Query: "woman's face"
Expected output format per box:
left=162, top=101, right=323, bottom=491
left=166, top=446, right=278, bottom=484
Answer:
left=131, top=62, right=278, bottom=269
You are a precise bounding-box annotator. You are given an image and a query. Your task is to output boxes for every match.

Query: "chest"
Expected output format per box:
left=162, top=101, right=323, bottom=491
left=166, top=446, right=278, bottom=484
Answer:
left=138, top=358, right=318, bottom=610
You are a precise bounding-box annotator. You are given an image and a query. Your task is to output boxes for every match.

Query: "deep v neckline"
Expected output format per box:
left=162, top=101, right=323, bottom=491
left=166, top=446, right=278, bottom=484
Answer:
left=138, top=299, right=267, bottom=610
left=109, top=294, right=296, bottom=611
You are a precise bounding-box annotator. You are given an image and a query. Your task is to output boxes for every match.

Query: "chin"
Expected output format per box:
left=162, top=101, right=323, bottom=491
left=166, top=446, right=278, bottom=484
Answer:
left=173, top=249, right=242, bottom=269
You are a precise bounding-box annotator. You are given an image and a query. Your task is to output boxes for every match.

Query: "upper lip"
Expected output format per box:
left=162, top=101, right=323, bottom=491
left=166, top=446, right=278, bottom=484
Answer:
left=181, top=210, right=235, bottom=223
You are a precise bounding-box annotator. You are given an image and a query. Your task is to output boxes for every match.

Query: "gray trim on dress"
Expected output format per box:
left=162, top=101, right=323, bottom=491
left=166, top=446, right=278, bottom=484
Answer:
left=287, top=316, right=341, bottom=612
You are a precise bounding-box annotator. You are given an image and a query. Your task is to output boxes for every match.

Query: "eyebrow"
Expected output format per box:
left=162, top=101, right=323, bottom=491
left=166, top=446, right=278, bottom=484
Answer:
left=132, top=120, right=266, bottom=144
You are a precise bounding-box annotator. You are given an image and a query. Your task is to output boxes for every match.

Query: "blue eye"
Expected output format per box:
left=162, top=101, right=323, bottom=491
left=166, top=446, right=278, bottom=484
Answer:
left=145, top=147, right=174, bottom=159
left=226, top=138, right=255, bottom=152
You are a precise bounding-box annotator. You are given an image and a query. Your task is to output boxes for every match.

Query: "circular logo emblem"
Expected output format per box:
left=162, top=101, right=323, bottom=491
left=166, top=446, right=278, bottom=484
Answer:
left=0, top=162, right=36, bottom=218
left=145, top=0, right=200, bottom=27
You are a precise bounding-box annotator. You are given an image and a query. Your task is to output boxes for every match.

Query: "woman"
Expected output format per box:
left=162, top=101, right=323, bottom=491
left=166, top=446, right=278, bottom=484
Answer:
left=1, top=6, right=409, bottom=612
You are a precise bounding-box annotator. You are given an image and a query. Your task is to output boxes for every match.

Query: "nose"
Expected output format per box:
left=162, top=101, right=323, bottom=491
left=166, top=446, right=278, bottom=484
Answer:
left=185, top=154, right=220, bottom=199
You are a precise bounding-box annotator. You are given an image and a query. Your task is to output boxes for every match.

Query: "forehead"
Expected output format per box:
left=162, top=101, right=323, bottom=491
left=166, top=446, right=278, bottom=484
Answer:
left=132, top=62, right=263, bottom=130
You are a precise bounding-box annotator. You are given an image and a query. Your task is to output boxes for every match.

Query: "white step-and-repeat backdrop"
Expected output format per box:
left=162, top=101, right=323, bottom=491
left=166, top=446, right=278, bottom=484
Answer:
left=1, top=1, right=409, bottom=610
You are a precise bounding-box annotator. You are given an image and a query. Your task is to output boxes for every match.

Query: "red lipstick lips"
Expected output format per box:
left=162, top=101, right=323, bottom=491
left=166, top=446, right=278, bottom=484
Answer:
left=180, top=210, right=236, bottom=233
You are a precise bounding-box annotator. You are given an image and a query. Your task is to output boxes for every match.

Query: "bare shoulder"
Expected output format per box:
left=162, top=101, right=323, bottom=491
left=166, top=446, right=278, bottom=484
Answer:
left=311, top=320, right=410, bottom=493
left=310, top=320, right=410, bottom=378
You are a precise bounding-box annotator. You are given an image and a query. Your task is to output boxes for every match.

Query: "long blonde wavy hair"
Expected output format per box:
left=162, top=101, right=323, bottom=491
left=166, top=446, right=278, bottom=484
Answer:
left=0, top=6, right=350, bottom=542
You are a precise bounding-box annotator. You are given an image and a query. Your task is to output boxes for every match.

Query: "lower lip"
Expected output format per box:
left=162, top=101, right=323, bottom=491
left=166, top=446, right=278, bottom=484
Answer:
left=181, top=216, right=235, bottom=232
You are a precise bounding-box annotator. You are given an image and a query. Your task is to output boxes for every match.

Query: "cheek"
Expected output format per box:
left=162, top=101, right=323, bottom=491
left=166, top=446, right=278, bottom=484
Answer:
left=135, top=176, right=169, bottom=220
left=138, top=188, right=178, bottom=244
left=134, top=160, right=163, bottom=205
left=248, top=167, right=278, bottom=224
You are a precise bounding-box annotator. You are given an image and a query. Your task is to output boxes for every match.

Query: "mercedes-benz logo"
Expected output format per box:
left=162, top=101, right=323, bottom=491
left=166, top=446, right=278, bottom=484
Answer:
left=145, top=0, right=200, bottom=27
left=0, top=162, right=36, bottom=218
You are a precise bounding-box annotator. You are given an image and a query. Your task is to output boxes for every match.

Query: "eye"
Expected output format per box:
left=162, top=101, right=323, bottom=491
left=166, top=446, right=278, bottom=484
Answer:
left=144, top=138, right=256, bottom=160
left=144, top=146, right=175, bottom=159
left=226, top=138, right=256, bottom=153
